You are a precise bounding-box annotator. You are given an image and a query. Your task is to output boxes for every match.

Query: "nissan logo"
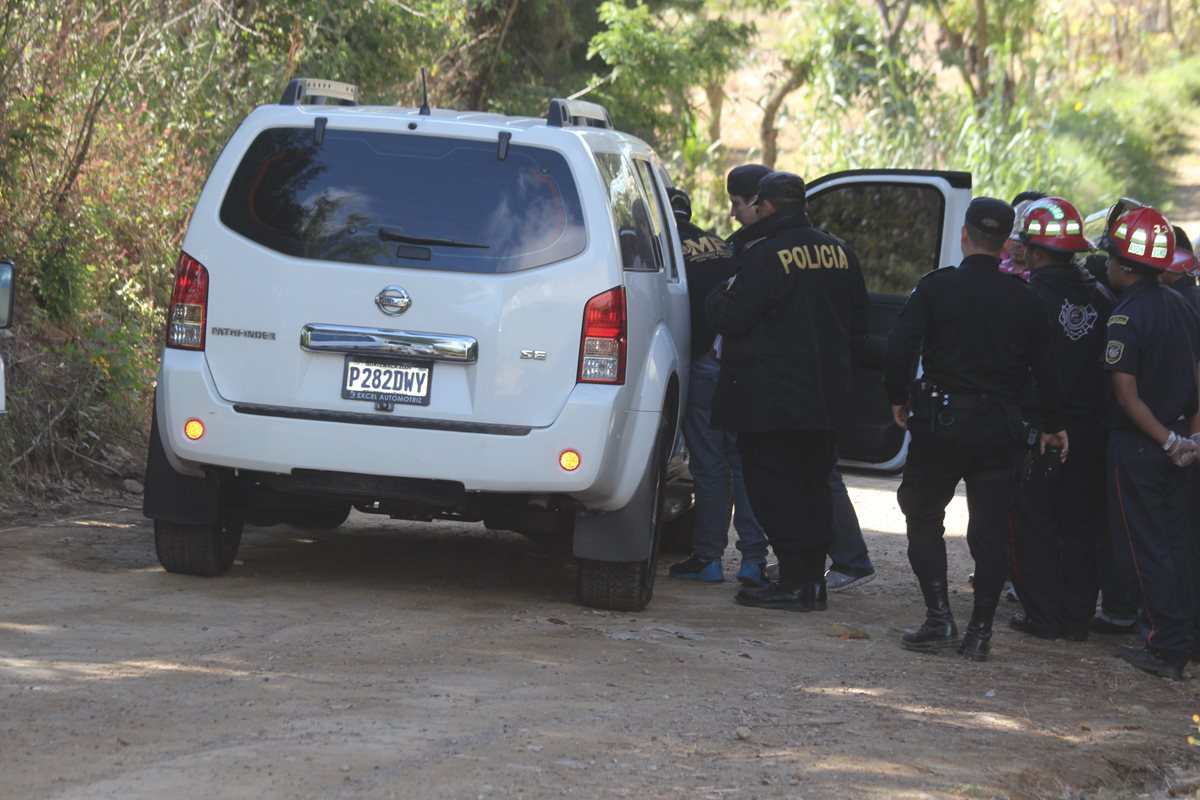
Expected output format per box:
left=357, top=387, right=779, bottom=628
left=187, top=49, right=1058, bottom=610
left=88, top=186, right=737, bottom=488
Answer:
left=375, top=286, right=412, bottom=316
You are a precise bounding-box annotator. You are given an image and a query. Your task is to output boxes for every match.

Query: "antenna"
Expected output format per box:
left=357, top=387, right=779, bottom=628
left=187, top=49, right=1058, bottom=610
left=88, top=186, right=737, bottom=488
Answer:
left=419, top=68, right=431, bottom=116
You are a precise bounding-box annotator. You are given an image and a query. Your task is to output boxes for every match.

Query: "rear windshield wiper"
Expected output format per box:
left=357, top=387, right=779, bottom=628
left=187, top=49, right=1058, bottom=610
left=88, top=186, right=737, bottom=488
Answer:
left=379, top=226, right=489, bottom=249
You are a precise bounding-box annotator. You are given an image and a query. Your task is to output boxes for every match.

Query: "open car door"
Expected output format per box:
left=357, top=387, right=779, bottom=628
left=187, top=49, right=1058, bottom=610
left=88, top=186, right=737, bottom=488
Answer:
left=805, top=169, right=973, bottom=471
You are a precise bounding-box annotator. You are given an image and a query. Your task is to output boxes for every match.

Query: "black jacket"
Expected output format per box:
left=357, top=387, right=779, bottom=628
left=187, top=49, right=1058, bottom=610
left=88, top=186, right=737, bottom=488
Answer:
left=884, top=254, right=1063, bottom=431
left=1027, top=263, right=1115, bottom=421
left=678, top=218, right=737, bottom=359
left=706, top=209, right=868, bottom=432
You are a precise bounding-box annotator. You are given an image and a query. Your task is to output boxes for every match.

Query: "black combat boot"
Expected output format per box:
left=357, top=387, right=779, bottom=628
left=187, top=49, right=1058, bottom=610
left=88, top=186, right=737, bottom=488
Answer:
left=900, top=579, right=959, bottom=653
left=960, top=596, right=999, bottom=662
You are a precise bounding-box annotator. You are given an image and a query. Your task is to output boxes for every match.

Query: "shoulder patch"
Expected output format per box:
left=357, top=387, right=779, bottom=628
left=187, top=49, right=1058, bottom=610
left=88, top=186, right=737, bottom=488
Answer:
left=1108, top=314, right=1129, bottom=326
left=1104, top=340, right=1125, bottom=365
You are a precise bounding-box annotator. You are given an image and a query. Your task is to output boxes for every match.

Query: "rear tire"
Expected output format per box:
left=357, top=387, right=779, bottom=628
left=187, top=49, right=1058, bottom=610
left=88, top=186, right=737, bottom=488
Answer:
left=576, top=421, right=669, bottom=612
left=154, top=516, right=243, bottom=576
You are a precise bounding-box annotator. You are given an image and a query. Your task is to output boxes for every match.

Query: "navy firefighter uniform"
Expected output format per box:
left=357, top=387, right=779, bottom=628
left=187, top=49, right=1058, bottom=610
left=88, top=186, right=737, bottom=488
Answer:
left=1164, top=233, right=1200, bottom=649
left=1008, top=198, right=1115, bottom=642
left=885, top=196, right=1064, bottom=662
left=1100, top=206, right=1200, bottom=680
left=706, top=171, right=868, bottom=611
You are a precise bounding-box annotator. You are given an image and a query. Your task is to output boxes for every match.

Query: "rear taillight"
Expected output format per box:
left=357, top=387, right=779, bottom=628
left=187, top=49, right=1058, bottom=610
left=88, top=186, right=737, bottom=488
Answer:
left=166, top=252, right=208, bottom=350
left=578, top=287, right=626, bottom=384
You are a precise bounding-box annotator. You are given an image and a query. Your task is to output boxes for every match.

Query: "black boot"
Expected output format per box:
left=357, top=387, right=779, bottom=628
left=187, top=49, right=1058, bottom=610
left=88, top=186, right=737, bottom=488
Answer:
left=901, top=579, right=959, bottom=653
left=960, top=596, right=999, bottom=662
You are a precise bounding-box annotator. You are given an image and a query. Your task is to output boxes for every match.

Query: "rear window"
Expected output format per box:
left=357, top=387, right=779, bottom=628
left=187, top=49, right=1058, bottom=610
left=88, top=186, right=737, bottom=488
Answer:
left=219, top=128, right=586, bottom=273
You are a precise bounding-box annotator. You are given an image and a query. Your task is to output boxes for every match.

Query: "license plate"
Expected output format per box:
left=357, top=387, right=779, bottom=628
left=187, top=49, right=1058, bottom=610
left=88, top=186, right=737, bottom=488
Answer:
left=342, top=356, right=432, bottom=405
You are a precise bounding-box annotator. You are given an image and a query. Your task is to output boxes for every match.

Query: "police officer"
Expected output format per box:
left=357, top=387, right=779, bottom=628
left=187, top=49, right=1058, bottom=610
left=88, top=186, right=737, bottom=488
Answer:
left=665, top=188, right=771, bottom=586
left=706, top=171, right=868, bottom=611
left=1008, top=198, right=1115, bottom=642
left=725, top=164, right=771, bottom=235
left=726, top=164, right=878, bottom=592
left=885, top=197, right=1067, bottom=662
left=1099, top=206, right=1200, bottom=681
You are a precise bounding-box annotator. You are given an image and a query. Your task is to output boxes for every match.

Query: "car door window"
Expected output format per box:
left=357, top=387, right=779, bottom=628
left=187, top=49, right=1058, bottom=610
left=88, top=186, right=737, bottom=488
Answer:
left=633, top=159, right=678, bottom=280
left=596, top=153, right=660, bottom=273
left=807, top=183, right=945, bottom=296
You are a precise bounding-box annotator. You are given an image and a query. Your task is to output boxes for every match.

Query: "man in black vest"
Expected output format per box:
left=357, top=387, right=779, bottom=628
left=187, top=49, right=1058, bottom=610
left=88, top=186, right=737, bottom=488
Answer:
left=706, top=172, right=868, bottom=611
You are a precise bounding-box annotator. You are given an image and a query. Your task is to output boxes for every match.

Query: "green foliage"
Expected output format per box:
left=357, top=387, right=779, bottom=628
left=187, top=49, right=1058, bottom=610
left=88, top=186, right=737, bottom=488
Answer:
left=588, top=1, right=752, bottom=150
left=1049, top=55, right=1200, bottom=214
left=0, top=0, right=1197, bottom=498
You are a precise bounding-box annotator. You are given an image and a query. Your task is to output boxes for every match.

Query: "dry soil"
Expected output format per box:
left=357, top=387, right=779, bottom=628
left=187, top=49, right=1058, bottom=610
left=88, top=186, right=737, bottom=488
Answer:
left=2, top=473, right=1198, bottom=800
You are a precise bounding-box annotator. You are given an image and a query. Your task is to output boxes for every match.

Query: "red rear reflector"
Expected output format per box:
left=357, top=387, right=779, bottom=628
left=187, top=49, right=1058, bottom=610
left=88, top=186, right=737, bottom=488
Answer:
left=166, top=252, right=209, bottom=350
left=578, top=287, right=626, bottom=384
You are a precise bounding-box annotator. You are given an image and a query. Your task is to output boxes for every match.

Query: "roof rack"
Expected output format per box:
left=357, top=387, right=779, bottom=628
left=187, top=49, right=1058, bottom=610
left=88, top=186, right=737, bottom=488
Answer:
left=546, top=98, right=612, bottom=129
left=280, top=78, right=360, bottom=106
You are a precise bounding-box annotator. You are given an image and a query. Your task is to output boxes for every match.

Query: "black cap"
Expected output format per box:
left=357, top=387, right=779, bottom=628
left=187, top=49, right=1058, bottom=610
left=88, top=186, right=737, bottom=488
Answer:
left=668, top=187, right=692, bottom=222
left=964, top=196, right=1015, bottom=237
left=726, top=164, right=771, bottom=198
left=1174, top=225, right=1193, bottom=254
left=751, top=171, right=806, bottom=207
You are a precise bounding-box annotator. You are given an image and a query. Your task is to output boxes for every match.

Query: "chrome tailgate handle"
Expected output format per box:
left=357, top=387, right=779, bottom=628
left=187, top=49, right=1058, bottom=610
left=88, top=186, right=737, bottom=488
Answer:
left=300, top=324, right=478, bottom=363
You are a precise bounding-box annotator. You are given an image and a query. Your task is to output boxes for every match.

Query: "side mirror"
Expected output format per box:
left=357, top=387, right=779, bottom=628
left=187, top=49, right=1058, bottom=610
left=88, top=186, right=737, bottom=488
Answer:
left=0, top=261, right=12, bottom=329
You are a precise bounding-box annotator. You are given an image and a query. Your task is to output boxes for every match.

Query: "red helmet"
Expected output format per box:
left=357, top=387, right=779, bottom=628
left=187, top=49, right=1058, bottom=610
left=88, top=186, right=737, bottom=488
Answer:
left=1168, top=226, right=1198, bottom=275
left=1017, top=197, right=1091, bottom=253
left=1170, top=247, right=1198, bottom=274
left=1099, top=205, right=1175, bottom=271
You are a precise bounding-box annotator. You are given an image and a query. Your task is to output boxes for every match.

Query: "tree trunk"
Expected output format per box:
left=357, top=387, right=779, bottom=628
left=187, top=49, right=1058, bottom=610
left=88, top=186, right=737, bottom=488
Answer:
left=972, top=0, right=989, bottom=101
left=759, top=64, right=807, bottom=168
left=704, top=82, right=723, bottom=144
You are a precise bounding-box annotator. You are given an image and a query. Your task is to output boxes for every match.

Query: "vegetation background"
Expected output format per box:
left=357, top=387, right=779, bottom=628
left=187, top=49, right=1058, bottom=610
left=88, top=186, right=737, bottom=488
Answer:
left=0, top=0, right=1197, bottom=502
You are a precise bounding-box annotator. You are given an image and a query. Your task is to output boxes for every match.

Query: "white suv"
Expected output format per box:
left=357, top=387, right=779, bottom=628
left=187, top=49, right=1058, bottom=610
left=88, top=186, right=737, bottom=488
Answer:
left=144, top=78, right=975, bottom=611
left=143, top=79, right=693, bottom=611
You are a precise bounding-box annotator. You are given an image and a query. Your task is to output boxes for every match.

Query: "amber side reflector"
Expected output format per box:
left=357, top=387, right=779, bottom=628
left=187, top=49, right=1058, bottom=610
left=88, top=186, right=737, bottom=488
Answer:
left=559, top=450, right=581, bottom=471
left=184, top=419, right=205, bottom=441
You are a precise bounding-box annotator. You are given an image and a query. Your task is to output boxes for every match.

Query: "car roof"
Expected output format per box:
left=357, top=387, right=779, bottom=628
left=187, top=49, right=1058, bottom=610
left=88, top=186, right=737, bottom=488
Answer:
left=242, top=103, right=656, bottom=153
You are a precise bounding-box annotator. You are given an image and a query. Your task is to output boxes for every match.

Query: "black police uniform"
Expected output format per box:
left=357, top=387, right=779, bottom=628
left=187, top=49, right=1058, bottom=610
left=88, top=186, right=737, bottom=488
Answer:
left=1104, top=276, right=1200, bottom=670
left=884, top=198, right=1062, bottom=658
left=1010, top=262, right=1115, bottom=640
left=706, top=194, right=868, bottom=596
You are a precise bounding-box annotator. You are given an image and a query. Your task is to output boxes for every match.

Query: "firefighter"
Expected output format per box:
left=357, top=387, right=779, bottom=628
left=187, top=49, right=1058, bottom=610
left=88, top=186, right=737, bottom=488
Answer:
left=1099, top=206, right=1200, bottom=681
left=1008, top=198, right=1115, bottom=642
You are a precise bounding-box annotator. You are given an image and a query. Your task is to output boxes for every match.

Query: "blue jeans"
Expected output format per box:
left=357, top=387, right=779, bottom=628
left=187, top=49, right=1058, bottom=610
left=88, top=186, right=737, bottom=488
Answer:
left=829, top=468, right=874, bottom=575
left=683, top=355, right=769, bottom=563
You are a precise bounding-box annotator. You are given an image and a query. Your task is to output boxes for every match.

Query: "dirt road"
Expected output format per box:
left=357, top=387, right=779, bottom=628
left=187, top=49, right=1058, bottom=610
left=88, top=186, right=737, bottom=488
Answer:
left=1, top=474, right=1198, bottom=799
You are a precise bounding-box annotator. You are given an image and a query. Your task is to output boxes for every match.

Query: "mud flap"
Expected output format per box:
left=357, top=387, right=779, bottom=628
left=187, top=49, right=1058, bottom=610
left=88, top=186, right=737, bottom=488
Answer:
left=573, top=427, right=662, bottom=563
left=142, top=401, right=221, bottom=525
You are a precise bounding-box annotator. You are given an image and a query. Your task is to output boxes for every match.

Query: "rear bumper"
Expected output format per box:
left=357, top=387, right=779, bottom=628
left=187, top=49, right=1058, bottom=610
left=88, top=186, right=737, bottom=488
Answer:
left=155, top=352, right=659, bottom=511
